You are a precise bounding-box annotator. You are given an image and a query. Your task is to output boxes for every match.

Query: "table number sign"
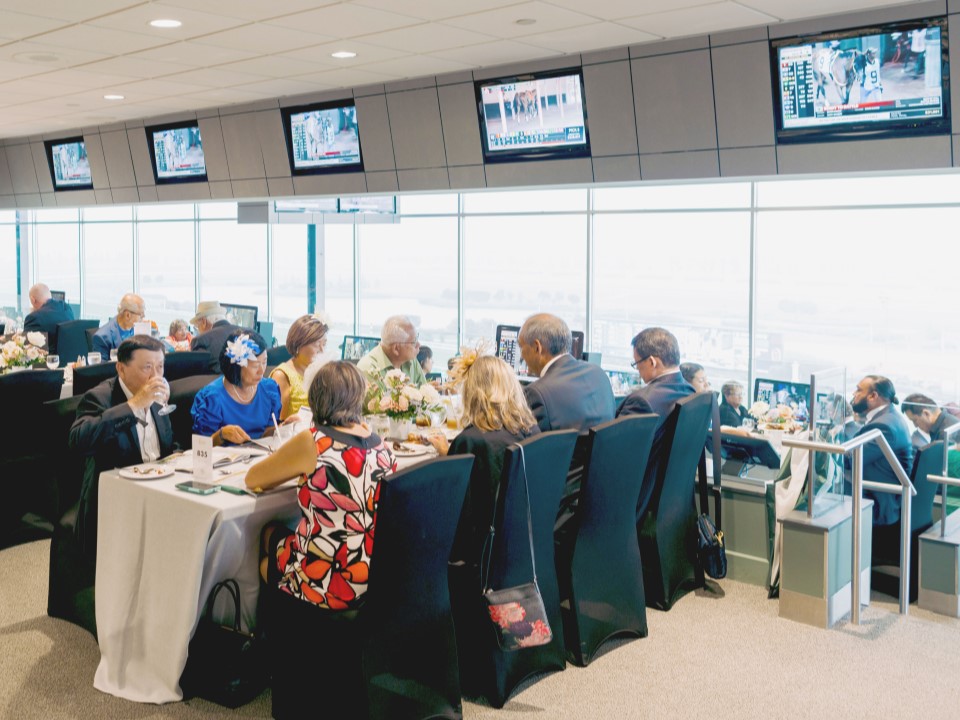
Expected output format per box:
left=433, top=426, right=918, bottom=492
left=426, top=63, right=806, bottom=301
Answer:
left=192, top=434, right=213, bottom=482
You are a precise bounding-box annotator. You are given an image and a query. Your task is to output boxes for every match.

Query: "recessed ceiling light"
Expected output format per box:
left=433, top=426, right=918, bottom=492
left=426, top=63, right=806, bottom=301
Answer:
left=103, top=94, right=125, bottom=101
left=331, top=51, right=357, bottom=59
left=515, top=18, right=537, bottom=26
left=149, top=19, right=182, bottom=29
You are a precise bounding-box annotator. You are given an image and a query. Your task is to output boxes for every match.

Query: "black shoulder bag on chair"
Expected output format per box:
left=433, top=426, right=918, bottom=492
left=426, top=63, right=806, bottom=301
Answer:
left=180, top=578, right=266, bottom=708
left=696, top=398, right=727, bottom=580
left=480, top=444, right=553, bottom=651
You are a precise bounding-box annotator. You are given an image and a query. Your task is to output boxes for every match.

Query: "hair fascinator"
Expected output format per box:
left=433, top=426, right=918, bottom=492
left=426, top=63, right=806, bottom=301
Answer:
left=226, top=334, right=261, bottom=366
left=448, top=341, right=490, bottom=386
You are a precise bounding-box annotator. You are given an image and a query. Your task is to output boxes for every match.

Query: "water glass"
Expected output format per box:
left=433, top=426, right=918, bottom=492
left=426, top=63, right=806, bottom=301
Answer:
left=87, top=351, right=102, bottom=366
left=741, top=418, right=756, bottom=432
left=155, top=377, right=176, bottom=417
left=46, top=354, right=60, bottom=370
left=110, top=348, right=119, bottom=362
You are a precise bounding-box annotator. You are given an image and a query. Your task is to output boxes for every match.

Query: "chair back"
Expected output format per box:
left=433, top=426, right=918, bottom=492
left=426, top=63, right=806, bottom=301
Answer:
left=43, top=395, right=84, bottom=520
left=72, top=363, right=118, bottom=396
left=650, top=392, right=714, bottom=515
left=364, top=454, right=474, bottom=719
left=56, top=320, right=98, bottom=365
left=909, top=440, right=943, bottom=532
left=84, top=327, right=97, bottom=352
left=163, top=351, right=211, bottom=382
left=266, top=345, right=291, bottom=366
left=167, top=375, right=217, bottom=449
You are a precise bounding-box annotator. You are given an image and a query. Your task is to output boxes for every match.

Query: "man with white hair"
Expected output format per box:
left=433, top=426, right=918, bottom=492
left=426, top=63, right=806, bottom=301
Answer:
left=23, top=282, right=74, bottom=352
left=357, top=315, right=427, bottom=386
left=189, top=300, right=242, bottom=373
left=92, top=293, right=146, bottom=361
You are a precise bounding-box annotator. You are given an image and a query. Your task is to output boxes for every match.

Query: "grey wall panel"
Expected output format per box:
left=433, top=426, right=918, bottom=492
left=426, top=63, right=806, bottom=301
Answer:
left=356, top=95, right=395, bottom=172
left=771, top=1, right=944, bottom=38
left=17, top=193, right=41, bottom=208
left=111, top=187, right=140, bottom=204
left=100, top=130, right=137, bottom=187
left=0, top=195, right=16, bottom=208
left=386, top=77, right=437, bottom=93
left=582, top=47, right=629, bottom=65
left=57, top=189, right=96, bottom=206
left=386, top=87, right=447, bottom=170
left=448, top=165, right=486, bottom=189
left=231, top=178, right=269, bottom=197
left=365, top=171, right=399, bottom=193
left=31, top=143, right=53, bottom=193
left=219, top=113, right=265, bottom=180
left=0, top=147, right=13, bottom=196
left=136, top=186, right=158, bottom=202
left=198, top=116, right=230, bottom=182
left=41, top=193, right=56, bottom=206
left=95, top=189, right=114, bottom=204
left=397, top=167, right=450, bottom=191
left=710, top=26, right=767, bottom=47
left=128, top=129, right=155, bottom=187
left=210, top=180, right=234, bottom=199
left=630, top=36, right=708, bottom=58
left=267, top=177, right=294, bottom=197
left=484, top=157, right=594, bottom=187
left=474, top=55, right=582, bottom=82
left=640, top=150, right=720, bottom=180
left=436, top=71, right=473, bottom=87
left=83, top=134, right=109, bottom=189
left=633, top=50, right=718, bottom=154
left=953, top=135, right=960, bottom=166
left=354, top=84, right=386, bottom=98
left=592, top=155, right=642, bottom=182
left=280, top=90, right=352, bottom=109
left=712, top=41, right=775, bottom=148
left=156, top=182, right=212, bottom=202
left=777, top=135, right=952, bottom=173
left=197, top=106, right=220, bottom=119
left=6, top=143, right=39, bottom=194
left=584, top=61, right=638, bottom=157
left=293, top=172, right=367, bottom=196
left=141, top=111, right=196, bottom=127
left=952, top=14, right=960, bottom=128
left=719, top=146, right=777, bottom=177
left=257, top=110, right=289, bottom=178
left=218, top=99, right=278, bottom=116
left=438, top=82, right=483, bottom=167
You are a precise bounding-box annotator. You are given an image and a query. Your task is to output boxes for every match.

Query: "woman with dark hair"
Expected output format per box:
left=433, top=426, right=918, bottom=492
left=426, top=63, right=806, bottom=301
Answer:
left=417, top=345, right=434, bottom=375
left=270, top=312, right=329, bottom=419
left=190, top=330, right=281, bottom=445
left=247, top=360, right=396, bottom=610
left=680, top=362, right=710, bottom=393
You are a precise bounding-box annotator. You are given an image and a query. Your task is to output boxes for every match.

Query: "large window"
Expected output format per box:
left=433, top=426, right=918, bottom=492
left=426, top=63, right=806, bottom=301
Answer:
left=84, top=221, right=134, bottom=323
left=321, top=224, right=355, bottom=356
left=33, top=219, right=80, bottom=305
left=137, top=220, right=195, bottom=330
left=0, top=214, right=17, bottom=313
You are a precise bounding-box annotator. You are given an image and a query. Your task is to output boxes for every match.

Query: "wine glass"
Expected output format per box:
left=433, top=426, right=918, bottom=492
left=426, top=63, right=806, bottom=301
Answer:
left=155, top=377, right=177, bottom=417
left=46, top=354, right=60, bottom=370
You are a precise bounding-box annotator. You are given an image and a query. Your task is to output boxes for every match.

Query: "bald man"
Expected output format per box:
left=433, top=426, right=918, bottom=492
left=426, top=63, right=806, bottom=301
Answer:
left=92, top=293, right=146, bottom=361
left=23, top=282, right=74, bottom=353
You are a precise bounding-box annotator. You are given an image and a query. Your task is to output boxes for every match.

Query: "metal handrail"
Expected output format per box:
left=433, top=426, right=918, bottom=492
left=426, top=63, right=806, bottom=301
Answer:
left=782, top=428, right=915, bottom=623
left=938, top=424, right=960, bottom=537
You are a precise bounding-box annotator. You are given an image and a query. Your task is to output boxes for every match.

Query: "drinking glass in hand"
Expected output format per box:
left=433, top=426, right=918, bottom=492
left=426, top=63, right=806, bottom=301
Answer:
left=155, top=377, right=176, bottom=417
left=46, top=354, right=60, bottom=370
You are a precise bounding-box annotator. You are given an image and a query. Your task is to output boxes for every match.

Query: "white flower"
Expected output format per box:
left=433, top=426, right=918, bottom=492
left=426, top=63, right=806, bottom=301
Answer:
left=401, top=385, right=423, bottom=404
left=26, top=346, right=40, bottom=360
left=384, top=368, right=406, bottom=385
left=748, top=401, right=770, bottom=421
left=420, top=384, right=441, bottom=404
left=26, top=332, right=46, bottom=348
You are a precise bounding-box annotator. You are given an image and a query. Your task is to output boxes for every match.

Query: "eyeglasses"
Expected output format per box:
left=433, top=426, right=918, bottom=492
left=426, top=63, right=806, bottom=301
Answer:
left=630, top=356, right=649, bottom=369
left=398, top=334, right=420, bottom=346
left=124, top=308, right=145, bottom=318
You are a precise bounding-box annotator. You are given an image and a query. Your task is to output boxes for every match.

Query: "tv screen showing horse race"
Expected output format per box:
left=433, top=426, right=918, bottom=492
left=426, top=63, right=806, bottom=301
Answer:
left=772, top=17, right=950, bottom=143
left=146, top=122, right=207, bottom=183
left=45, top=137, right=93, bottom=190
left=477, top=69, right=590, bottom=162
left=283, top=101, right=363, bottom=175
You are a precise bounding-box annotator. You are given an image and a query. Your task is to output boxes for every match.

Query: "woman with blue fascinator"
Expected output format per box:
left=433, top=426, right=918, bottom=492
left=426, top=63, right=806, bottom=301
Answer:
left=191, top=330, right=282, bottom=446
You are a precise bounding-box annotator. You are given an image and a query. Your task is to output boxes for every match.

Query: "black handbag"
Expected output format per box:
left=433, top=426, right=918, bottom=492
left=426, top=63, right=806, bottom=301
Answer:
left=480, top=444, right=553, bottom=651
left=696, top=414, right=727, bottom=580
left=180, top=578, right=266, bottom=708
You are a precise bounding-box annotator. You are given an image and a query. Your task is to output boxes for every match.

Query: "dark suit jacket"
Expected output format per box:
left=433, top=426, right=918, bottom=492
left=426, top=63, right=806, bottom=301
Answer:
left=23, top=298, right=74, bottom=353
left=848, top=404, right=914, bottom=526
left=524, top=353, right=616, bottom=433
left=616, top=370, right=696, bottom=516
left=718, top=400, right=749, bottom=428
left=68, top=378, right=175, bottom=556
left=190, top=320, right=241, bottom=373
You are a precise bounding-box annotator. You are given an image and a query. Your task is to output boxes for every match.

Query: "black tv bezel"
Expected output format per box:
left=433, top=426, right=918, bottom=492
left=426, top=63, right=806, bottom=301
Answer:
left=44, top=136, right=93, bottom=191
left=281, top=98, right=364, bottom=176
left=475, top=66, right=592, bottom=164
left=144, top=120, right=208, bottom=185
left=770, top=15, right=951, bottom=145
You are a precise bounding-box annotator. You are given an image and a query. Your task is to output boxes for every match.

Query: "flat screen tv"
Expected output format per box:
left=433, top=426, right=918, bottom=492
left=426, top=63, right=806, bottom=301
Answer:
left=145, top=121, right=207, bottom=184
left=475, top=67, right=590, bottom=163
left=495, top=324, right=533, bottom=380
left=771, top=16, right=950, bottom=144
left=753, top=378, right=811, bottom=423
left=282, top=99, right=363, bottom=175
left=44, top=137, right=93, bottom=190
left=341, top=335, right=379, bottom=362
left=220, top=303, right=258, bottom=331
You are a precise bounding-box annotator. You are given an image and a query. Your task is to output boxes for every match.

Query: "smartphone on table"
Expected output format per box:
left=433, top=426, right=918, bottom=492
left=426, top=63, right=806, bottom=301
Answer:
left=175, top=480, right=220, bottom=495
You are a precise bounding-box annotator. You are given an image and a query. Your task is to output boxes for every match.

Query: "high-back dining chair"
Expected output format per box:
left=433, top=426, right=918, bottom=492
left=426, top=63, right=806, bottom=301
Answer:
left=55, top=320, right=98, bottom=366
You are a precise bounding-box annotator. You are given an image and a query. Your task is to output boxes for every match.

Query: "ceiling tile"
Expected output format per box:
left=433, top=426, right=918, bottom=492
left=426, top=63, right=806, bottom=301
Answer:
left=522, top=22, right=661, bottom=53
left=158, top=0, right=336, bottom=22
left=541, top=0, right=706, bottom=21
left=359, top=54, right=473, bottom=78
left=265, top=4, right=423, bottom=38
left=191, top=23, right=331, bottom=53
left=218, top=55, right=333, bottom=79
left=76, top=56, right=194, bottom=80
left=280, top=40, right=411, bottom=68
left=105, top=77, right=212, bottom=100
left=87, top=3, right=250, bottom=39
left=29, top=24, right=171, bottom=55
left=0, top=76, right=85, bottom=98
left=0, top=40, right=112, bottom=67
left=738, top=0, right=906, bottom=21
left=360, top=23, right=496, bottom=53
left=618, top=2, right=778, bottom=38
left=160, top=67, right=273, bottom=89
left=0, top=0, right=143, bottom=22
left=351, top=0, right=521, bottom=21
left=128, top=41, right=260, bottom=66
left=441, top=1, right=598, bottom=39
left=0, top=59, right=43, bottom=83
left=294, top=67, right=406, bottom=88
left=432, top=40, right=561, bottom=68
left=0, top=10, right=71, bottom=41
left=232, top=77, right=337, bottom=98
left=176, top=87, right=269, bottom=105
left=26, top=67, right=139, bottom=90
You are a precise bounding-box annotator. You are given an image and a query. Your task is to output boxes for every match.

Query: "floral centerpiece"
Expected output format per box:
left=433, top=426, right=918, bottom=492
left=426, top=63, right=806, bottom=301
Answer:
left=0, top=332, right=48, bottom=373
left=748, top=400, right=803, bottom=434
left=364, top=368, right=443, bottom=437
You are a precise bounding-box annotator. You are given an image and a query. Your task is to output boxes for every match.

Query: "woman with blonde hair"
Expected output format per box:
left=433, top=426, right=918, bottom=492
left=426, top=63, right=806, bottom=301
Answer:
left=429, top=352, right=540, bottom=560
left=270, top=313, right=330, bottom=419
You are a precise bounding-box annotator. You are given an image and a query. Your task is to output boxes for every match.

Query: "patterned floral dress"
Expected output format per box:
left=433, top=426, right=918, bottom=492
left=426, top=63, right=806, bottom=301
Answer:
left=276, top=426, right=396, bottom=610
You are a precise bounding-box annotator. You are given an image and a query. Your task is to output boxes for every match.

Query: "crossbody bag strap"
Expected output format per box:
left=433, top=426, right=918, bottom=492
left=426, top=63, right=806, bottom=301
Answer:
left=712, top=396, right=723, bottom=530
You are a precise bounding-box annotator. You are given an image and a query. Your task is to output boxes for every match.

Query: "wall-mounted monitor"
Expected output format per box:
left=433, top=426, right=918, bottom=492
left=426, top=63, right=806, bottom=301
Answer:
left=44, top=137, right=93, bottom=191
left=495, top=324, right=534, bottom=380
left=475, top=67, right=591, bottom=163
left=754, top=378, right=811, bottom=422
left=281, top=99, right=363, bottom=175
left=341, top=335, right=379, bottom=362
left=220, top=303, right=258, bottom=331
left=771, top=16, right=950, bottom=144
left=145, top=121, right=207, bottom=184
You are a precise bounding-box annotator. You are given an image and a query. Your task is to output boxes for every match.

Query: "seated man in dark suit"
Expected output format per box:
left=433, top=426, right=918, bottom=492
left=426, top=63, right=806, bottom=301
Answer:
left=616, top=327, right=696, bottom=517
left=68, top=335, right=176, bottom=556
left=24, top=283, right=75, bottom=353
left=903, top=393, right=960, bottom=448
left=846, top=375, right=914, bottom=527
left=189, top=301, right=241, bottom=373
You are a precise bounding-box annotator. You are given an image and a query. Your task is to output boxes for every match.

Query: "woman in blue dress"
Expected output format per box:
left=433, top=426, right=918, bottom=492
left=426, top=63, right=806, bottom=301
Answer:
left=191, top=330, right=282, bottom=445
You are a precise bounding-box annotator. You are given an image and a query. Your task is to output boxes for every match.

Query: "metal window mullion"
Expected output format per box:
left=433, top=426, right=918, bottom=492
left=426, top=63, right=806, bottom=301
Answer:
left=585, top=188, right=594, bottom=353
left=78, top=211, right=85, bottom=312
left=457, top=193, right=465, bottom=349
left=747, top=182, right=758, bottom=397
left=193, top=205, right=201, bottom=310
left=266, top=221, right=273, bottom=322
left=352, top=221, right=360, bottom=335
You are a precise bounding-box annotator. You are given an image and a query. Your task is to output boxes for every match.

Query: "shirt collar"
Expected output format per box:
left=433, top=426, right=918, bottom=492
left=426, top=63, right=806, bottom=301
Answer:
left=540, top=353, right=567, bottom=377
left=865, top=403, right=889, bottom=423
left=117, top=376, right=134, bottom=400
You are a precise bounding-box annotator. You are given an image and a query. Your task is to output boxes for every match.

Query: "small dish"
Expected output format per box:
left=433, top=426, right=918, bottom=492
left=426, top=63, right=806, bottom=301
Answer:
left=119, top=464, right=175, bottom=480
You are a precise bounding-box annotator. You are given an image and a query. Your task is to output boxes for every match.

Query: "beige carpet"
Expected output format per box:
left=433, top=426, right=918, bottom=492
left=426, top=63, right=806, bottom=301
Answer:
left=3, top=539, right=959, bottom=719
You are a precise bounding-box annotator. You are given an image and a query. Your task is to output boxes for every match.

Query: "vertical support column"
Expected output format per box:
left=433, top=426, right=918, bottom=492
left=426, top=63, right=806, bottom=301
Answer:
left=900, top=485, right=912, bottom=615
left=306, top=224, right=317, bottom=315
left=747, top=183, right=758, bottom=394
left=807, top=373, right=817, bottom=518
left=852, top=446, right=862, bottom=625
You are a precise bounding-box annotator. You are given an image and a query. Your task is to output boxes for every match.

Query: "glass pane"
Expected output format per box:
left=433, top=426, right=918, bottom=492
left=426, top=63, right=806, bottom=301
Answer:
left=198, top=202, right=238, bottom=219
left=321, top=224, right=354, bottom=355
left=34, top=208, right=79, bottom=223
left=0, top=224, right=17, bottom=311
left=593, top=182, right=751, bottom=211
left=198, top=221, right=268, bottom=326
left=593, top=212, right=750, bottom=383
left=463, top=188, right=587, bottom=214
left=0, top=211, right=17, bottom=223
left=755, top=207, right=960, bottom=402
left=463, top=214, right=587, bottom=351
left=84, top=222, right=133, bottom=323
left=399, top=193, right=457, bottom=215
left=756, top=173, right=960, bottom=208
left=34, top=223, right=80, bottom=303
left=272, top=224, right=310, bottom=346
left=137, top=203, right=195, bottom=221
left=138, top=221, right=195, bottom=330
left=357, top=217, right=458, bottom=367
left=82, top=206, right=133, bottom=222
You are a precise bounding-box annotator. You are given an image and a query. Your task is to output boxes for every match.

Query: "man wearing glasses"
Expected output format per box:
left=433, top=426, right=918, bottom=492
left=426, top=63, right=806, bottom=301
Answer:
left=357, top=314, right=428, bottom=386
left=92, top=293, right=146, bottom=361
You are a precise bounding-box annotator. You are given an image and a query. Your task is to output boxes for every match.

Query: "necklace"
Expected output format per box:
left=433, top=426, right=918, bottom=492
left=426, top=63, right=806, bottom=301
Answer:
left=227, top=381, right=256, bottom=404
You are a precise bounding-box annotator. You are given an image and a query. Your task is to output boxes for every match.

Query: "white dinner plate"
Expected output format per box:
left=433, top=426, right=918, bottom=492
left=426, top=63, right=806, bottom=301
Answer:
left=119, top=464, right=175, bottom=481
left=389, top=443, right=431, bottom=457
